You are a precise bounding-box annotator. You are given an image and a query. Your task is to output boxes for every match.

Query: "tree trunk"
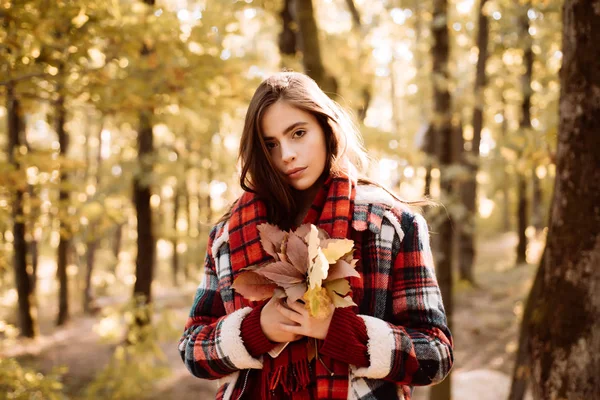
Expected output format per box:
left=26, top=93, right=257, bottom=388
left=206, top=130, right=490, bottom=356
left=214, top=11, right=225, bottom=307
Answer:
left=278, top=0, right=297, bottom=58
left=429, top=0, right=453, bottom=399
left=294, top=0, right=337, bottom=95
left=56, top=91, right=70, bottom=326
left=83, top=239, right=97, bottom=314
left=424, top=164, right=432, bottom=198
left=458, top=0, right=489, bottom=285
left=516, top=176, right=528, bottom=264
left=206, top=159, right=213, bottom=224
left=501, top=93, right=511, bottom=232
left=524, top=2, right=600, bottom=397
left=344, top=0, right=361, bottom=29
left=531, top=168, right=543, bottom=231
left=133, top=108, right=155, bottom=307
left=172, top=189, right=180, bottom=287
left=132, top=0, right=157, bottom=320
left=516, top=9, right=534, bottom=265
left=508, top=250, right=546, bottom=400
left=7, top=84, right=37, bottom=338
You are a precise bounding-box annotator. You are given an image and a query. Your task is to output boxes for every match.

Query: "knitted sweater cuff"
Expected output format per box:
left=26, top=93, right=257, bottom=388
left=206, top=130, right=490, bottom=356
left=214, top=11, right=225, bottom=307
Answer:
left=240, top=303, right=277, bottom=357
left=320, top=307, right=370, bottom=367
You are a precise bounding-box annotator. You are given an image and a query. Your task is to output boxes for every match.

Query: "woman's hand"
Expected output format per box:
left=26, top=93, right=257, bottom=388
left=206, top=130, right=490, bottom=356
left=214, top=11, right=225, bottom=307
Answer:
left=276, top=298, right=335, bottom=340
left=260, top=296, right=303, bottom=343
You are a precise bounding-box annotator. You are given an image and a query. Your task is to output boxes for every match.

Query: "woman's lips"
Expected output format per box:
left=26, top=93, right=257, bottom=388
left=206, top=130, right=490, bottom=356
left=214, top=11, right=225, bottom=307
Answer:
left=287, top=167, right=306, bottom=178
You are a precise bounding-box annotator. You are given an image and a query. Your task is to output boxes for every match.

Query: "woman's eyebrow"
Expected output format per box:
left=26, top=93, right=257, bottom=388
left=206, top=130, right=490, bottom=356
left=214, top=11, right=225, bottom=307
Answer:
left=263, top=121, right=308, bottom=140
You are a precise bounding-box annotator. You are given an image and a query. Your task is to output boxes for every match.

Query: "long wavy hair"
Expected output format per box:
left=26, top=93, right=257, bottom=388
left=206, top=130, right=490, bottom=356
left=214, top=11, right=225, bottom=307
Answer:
left=233, top=72, right=424, bottom=228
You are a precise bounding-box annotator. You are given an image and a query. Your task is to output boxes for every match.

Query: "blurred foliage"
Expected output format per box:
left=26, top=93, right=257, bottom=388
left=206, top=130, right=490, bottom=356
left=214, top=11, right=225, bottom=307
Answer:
left=84, top=297, right=177, bottom=400
left=0, top=358, right=68, bottom=400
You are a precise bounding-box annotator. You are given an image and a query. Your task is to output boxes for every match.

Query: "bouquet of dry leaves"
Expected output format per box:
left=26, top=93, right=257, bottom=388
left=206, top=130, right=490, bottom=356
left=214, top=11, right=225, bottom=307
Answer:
left=232, top=223, right=360, bottom=320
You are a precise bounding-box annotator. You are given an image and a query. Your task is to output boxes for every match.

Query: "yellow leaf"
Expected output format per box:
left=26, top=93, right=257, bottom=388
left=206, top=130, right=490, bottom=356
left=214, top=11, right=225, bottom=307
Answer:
left=303, top=287, right=332, bottom=319
left=331, top=294, right=357, bottom=308
left=307, top=248, right=329, bottom=289
left=321, top=239, right=355, bottom=264
left=324, top=279, right=351, bottom=298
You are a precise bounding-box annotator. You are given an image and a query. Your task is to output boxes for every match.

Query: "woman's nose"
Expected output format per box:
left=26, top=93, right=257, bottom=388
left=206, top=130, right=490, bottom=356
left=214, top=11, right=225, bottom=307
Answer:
left=280, top=143, right=296, bottom=163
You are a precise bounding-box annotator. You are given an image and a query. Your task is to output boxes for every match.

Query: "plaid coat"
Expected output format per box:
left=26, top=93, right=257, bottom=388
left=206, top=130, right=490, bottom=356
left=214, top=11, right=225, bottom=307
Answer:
left=179, top=184, right=453, bottom=399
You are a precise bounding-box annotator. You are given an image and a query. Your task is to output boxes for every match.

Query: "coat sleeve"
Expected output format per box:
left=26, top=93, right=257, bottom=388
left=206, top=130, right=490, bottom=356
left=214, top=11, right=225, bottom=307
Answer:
left=178, top=224, right=263, bottom=379
left=352, top=211, right=454, bottom=386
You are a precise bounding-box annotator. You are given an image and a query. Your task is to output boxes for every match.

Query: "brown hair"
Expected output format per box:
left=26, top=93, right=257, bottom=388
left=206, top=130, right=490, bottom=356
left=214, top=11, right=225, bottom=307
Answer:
left=231, top=72, right=429, bottom=228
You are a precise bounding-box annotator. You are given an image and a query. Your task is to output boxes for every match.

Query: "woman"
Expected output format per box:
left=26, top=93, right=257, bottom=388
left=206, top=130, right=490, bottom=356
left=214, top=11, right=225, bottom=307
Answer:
left=179, top=72, right=453, bottom=400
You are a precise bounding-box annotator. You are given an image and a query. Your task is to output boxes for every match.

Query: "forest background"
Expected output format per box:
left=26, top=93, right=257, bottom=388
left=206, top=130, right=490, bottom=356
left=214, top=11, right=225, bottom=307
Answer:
left=2, top=0, right=596, bottom=399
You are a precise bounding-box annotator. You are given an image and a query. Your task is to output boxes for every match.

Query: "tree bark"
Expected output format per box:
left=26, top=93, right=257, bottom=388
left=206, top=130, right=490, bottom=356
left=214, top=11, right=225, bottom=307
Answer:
left=523, top=2, right=600, bottom=397
left=531, top=168, right=543, bottom=231
left=56, top=90, right=70, bottom=326
left=7, top=84, right=37, bottom=338
left=516, top=10, right=534, bottom=265
left=133, top=109, right=155, bottom=306
left=132, top=0, right=157, bottom=318
left=458, top=0, right=488, bottom=285
left=516, top=176, right=528, bottom=264
left=294, top=0, right=337, bottom=95
left=113, top=223, right=123, bottom=265
left=172, top=188, right=180, bottom=287
left=344, top=0, right=361, bottom=29
left=508, top=250, right=546, bottom=400
left=278, top=0, right=297, bottom=58
left=429, top=0, right=453, bottom=399
left=500, top=93, right=511, bottom=232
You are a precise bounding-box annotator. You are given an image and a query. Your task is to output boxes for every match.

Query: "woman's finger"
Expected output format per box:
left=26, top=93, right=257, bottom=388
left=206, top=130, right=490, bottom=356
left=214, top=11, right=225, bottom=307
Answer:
left=280, top=323, right=303, bottom=335
left=276, top=302, right=303, bottom=323
left=286, top=300, right=308, bottom=315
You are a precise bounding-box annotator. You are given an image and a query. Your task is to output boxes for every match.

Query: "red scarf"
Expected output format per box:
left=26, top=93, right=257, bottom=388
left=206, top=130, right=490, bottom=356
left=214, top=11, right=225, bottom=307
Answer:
left=228, top=174, right=361, bottom=400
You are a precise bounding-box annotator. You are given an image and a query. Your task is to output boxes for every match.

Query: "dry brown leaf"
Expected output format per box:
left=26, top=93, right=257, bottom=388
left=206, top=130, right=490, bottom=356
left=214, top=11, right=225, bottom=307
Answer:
left=325, top=260, right=360, bottom=282
left=231, top=271, right=277, bottom=301
left=285, top=283, right=308, bottom=303
left=293, top=224, right=311, bottom=242
left=257, top=223, right=286, bottom=260
left=255, top=261, right=305, bottom=288
left=286, top=233, right=309, bottom=275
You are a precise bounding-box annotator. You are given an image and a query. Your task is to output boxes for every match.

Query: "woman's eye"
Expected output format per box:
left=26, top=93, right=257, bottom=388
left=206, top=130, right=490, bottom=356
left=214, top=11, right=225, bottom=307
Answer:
left=293, top=129, right=306, bottom=138
left=265, top=142, right=277, bottom=150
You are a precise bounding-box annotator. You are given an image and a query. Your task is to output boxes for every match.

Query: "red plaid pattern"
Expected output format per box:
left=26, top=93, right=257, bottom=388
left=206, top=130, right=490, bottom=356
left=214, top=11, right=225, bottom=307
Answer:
left=179, top=179, right=453, bottom=400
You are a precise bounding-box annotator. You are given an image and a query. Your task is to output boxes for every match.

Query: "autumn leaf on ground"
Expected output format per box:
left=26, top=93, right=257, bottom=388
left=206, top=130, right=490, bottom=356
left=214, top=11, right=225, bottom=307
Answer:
left=325, top=259, right=360, bottom=282
left=303, top=286, right=333, bottom=319
left=257, top=223, right=286, bottom=260
left=231, top=271, right=277, bottom=301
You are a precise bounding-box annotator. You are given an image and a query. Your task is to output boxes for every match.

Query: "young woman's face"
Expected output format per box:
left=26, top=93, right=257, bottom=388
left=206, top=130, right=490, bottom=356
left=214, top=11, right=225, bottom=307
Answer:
left=261, top=100, right=328, bottom=192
